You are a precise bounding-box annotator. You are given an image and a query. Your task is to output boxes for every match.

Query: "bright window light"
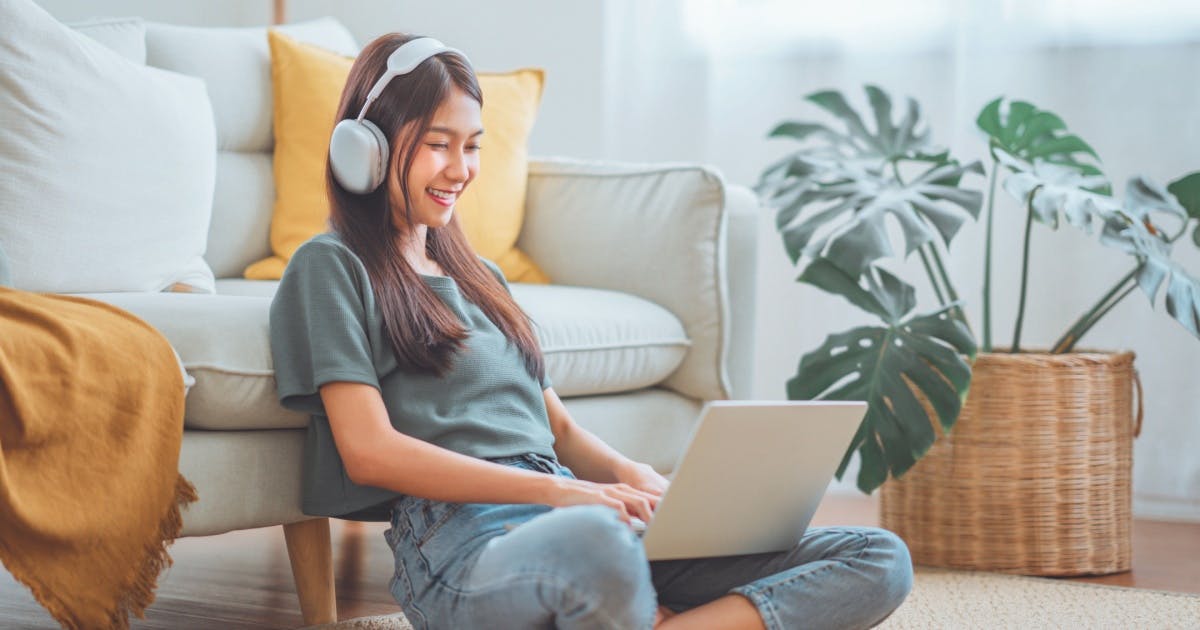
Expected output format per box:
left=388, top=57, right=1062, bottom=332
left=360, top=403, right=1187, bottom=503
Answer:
left=682, top=0, right=1200, bottom=56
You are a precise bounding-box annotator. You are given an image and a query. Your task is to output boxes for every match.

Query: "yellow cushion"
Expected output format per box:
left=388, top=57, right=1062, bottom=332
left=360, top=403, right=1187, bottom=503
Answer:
left=245, top=31, right=549, bottom=283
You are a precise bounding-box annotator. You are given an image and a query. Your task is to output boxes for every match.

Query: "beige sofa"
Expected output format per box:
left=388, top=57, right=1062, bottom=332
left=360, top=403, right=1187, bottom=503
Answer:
left=18, top=15, right=759, bottom=626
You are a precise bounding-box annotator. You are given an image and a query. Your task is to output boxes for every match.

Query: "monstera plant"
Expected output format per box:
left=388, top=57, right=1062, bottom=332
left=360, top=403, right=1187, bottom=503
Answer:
left=757, top=85, right=1200, bottom=493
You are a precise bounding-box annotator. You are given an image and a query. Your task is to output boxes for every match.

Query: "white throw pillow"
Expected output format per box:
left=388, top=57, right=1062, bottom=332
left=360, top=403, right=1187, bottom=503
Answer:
left=0, top=0, right=217, bottom=294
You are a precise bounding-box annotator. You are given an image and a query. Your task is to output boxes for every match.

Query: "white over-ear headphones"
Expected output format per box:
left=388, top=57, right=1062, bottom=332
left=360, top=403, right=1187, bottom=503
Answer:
left=329, top=38, right=467, bottom=195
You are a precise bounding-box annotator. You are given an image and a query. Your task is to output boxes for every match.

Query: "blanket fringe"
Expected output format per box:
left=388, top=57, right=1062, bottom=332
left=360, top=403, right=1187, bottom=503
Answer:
left=1, top=475, right=198, bottom=629
left=105, top=475, right=199, bottom=629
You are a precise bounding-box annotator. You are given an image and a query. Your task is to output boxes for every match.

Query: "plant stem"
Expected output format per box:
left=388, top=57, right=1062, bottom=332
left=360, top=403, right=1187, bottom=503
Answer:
left=1052, top=268, right=1139, bottom=353
left=982, top=162, right=999, bottom=353
left=918, top=247, right=947, bottom=305
left=1049, top=211, right=1188, bottom=354
left=1168, top=219, right=1191, bottom=243
left=1056, top=282, right=1138, bottom=354
left=929, top=243, right=960, bottom=303
left=927, top=242, right=974, bottom=336
left=1011, top=191, right=1038, bottom=353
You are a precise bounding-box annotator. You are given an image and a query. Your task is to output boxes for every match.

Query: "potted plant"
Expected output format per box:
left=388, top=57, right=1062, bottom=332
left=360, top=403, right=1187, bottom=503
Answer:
left=756, top=85, right=1200, bottom=575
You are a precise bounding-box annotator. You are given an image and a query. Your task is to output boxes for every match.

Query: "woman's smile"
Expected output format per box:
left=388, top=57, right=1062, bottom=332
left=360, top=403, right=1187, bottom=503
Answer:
left=426, top=186, right=459, bottom=207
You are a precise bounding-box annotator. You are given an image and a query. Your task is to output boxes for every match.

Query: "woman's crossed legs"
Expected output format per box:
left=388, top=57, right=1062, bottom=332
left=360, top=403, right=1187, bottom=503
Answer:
left=440, top=505, right=912, bottom=630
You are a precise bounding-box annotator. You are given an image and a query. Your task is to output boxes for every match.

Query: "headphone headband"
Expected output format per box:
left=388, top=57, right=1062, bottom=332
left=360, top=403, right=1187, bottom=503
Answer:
left=356, top=37, right=466, bottom=122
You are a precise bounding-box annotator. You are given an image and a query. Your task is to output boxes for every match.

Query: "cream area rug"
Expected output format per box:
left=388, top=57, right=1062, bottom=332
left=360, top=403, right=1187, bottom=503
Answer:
left=304, top=568, right=1200, bottom=629
left=878, top=568, right=1199, bottom=629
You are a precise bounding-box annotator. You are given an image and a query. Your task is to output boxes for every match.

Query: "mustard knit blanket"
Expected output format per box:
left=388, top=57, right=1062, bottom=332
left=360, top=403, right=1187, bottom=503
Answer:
left=0, top=286, right=197, bottom=629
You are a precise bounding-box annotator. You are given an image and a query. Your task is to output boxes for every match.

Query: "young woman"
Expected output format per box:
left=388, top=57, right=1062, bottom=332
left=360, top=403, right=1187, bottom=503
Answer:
left=269, top=33, right=912, bottom=630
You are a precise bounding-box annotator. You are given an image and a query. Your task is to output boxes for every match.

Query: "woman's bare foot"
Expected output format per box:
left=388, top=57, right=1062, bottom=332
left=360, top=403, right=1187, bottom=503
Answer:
left=653, top=604, right=678, bottom=627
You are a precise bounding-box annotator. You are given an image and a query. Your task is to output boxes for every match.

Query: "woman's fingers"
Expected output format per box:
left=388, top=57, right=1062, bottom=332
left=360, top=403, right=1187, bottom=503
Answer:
left=628, top=486, right=661, bottom=511
left=617, top=483, right=662, bottom=505
left=603, top=496, right=632, bottom=524
left=555, top=479, right=660, bottom=525
left=608, top=486, right=654, bottom=521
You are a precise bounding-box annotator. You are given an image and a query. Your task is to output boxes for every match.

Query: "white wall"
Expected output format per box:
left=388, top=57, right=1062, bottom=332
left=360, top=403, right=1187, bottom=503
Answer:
left=36, top=0, right=1200, bottom=521
left=38, top=0, right=609, bottom=162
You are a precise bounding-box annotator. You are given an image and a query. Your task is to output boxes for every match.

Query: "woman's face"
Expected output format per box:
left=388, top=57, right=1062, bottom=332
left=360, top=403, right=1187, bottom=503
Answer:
left=395, top=86, right=483, bottom=230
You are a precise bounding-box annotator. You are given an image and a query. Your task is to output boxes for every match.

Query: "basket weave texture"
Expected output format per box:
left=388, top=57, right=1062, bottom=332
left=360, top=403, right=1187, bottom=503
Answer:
left=879, top=351, right=1141, bottom=576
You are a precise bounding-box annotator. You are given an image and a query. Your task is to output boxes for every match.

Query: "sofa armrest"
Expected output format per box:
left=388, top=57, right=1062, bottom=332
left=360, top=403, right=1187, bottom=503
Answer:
left=519, top=157, right=758, bottom=402
left=724, top=184, right=760, bottom=400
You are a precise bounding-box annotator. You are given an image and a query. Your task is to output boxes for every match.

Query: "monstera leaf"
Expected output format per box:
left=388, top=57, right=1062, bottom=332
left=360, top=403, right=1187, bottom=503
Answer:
left=759, top=86, right=984, bottom=278
left=771, top=159, right=985, bottom=276
left=766, top=86, right=946, bottom=167
left=977, top=97, right=1108, bottom=192
left=1165, top=172, right=1200, bottom=248
left=1100, top=177, right=1200, bottom=338
left=997, top=148, right=1119, bottom=230
left=788, top=260, right=976, bottom=493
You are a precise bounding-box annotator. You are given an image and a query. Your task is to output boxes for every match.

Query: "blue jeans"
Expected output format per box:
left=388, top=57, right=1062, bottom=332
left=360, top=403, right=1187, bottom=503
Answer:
left=383, top=452, right=912, bottom=629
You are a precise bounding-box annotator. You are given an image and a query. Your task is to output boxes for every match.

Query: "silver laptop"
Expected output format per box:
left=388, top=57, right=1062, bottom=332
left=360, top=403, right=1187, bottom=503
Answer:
left=633, top=400, right=867, bottom=561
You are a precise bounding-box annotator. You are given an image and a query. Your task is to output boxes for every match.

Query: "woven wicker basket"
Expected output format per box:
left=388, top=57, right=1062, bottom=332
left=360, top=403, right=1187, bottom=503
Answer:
left=879, top=351, right=1142, bottom=576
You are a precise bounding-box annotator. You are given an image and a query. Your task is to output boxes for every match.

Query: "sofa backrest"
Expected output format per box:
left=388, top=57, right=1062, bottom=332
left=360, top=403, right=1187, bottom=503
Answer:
left=144, top=18, right=359, bottom=279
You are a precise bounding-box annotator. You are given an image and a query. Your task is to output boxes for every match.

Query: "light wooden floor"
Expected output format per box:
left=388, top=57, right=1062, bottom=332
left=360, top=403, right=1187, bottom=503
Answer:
left=1, top=494, right=1197, bottom=629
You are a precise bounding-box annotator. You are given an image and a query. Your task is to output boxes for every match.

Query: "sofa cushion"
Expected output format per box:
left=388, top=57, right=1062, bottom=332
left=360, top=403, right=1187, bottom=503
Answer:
left=68, top=17, right=146, bottom=64
left=144, top=17, right=359, bottom=279
left=76, top=292, right=308, bottom=431
left=0, top=240, right=10, bottom=287
left=145, top=17, right=359, bottom=153
left=522, top=159, right=733, bottom=401
left=508, top=284, right=690, bottom=397
left=80, top=282, right=689, bottom=430
left=211, top=278, right=279, bottom=298
left=0, top=0, right=217, bottom=294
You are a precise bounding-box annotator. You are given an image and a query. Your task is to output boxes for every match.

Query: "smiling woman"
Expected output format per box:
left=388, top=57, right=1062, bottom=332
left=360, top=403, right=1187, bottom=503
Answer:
left=263, top=30, right=914, bottom=630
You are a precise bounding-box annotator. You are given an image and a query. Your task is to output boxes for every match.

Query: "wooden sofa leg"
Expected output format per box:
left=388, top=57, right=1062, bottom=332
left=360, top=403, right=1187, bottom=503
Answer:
left=283, top=518, right=338, bottom=625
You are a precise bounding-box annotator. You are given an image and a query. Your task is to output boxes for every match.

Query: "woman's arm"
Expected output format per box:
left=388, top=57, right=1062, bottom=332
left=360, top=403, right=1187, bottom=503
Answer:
left=319, top=381, right=660, bottom=521
left=545, top=387, right=669, bottom=495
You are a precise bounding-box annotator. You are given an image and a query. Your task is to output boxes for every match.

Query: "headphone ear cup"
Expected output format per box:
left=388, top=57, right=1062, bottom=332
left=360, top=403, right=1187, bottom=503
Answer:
left=360, top=119, right=389, bottom=192
left=329, top=119, right=390, bottom=194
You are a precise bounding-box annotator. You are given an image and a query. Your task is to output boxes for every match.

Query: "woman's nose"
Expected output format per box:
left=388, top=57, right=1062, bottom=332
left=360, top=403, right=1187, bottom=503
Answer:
left=445, top=151, right=470, bottom=181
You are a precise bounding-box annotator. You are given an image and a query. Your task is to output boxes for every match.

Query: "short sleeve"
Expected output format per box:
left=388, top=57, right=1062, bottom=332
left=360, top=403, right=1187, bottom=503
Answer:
left=270, top=241, right=381, bottom=415
left=479, top=256, right=552, bottom=391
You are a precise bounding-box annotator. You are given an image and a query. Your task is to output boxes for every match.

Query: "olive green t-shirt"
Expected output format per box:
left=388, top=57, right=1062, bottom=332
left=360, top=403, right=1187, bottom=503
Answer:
left=269, top=232, right=555, bottom=520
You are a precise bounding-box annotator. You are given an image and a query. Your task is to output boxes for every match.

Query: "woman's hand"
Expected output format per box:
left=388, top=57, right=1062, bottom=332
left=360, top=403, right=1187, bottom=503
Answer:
left=544, top=477, right=660, bottom=525
left=615, top=460, right=670, bottom=498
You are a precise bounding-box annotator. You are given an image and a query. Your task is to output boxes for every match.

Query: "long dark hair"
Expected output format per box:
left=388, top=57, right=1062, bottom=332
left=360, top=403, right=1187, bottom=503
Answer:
left=325, top=33, right=545, bottom=382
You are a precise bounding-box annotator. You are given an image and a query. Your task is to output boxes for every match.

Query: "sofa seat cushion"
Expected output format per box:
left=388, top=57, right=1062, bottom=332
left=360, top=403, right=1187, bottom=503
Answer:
left=78, top=282, right=689, bottom=430
left=212, top=278, right=279, bottom=298
left=76, top=291, right=307, bottom=431
left=216, top=279, right=690, bottom=398
left=507, top=284, right=690, bottom=397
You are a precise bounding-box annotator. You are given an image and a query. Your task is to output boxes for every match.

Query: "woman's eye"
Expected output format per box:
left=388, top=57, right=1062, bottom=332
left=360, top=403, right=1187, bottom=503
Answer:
left=428, top=143, right=449, bottom=150
left=467, top=145, right=482, bottom=152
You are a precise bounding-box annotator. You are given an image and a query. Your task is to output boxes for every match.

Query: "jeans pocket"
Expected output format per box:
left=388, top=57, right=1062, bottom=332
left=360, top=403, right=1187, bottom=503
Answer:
left=408, top=498, right=466, bottom=548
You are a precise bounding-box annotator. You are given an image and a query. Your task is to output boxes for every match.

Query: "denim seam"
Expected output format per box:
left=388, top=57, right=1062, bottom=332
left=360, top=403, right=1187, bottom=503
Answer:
left=738, top=589, right=783, bottom=630
left=449, top=570, right=655, bottom=629
left=400, top=505, right=440, bottom=580
left=389, top=558, right=422, bottom=628
left=730, top=529, right=873, bottom=630
left=415, top=502, right=466, bottom=547
left=766, top=529, right=872, bottom=592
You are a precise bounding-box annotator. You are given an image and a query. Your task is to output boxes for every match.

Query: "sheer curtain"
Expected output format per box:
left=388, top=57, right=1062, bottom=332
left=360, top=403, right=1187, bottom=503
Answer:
left=604, top=0, right=1200, bottom=518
